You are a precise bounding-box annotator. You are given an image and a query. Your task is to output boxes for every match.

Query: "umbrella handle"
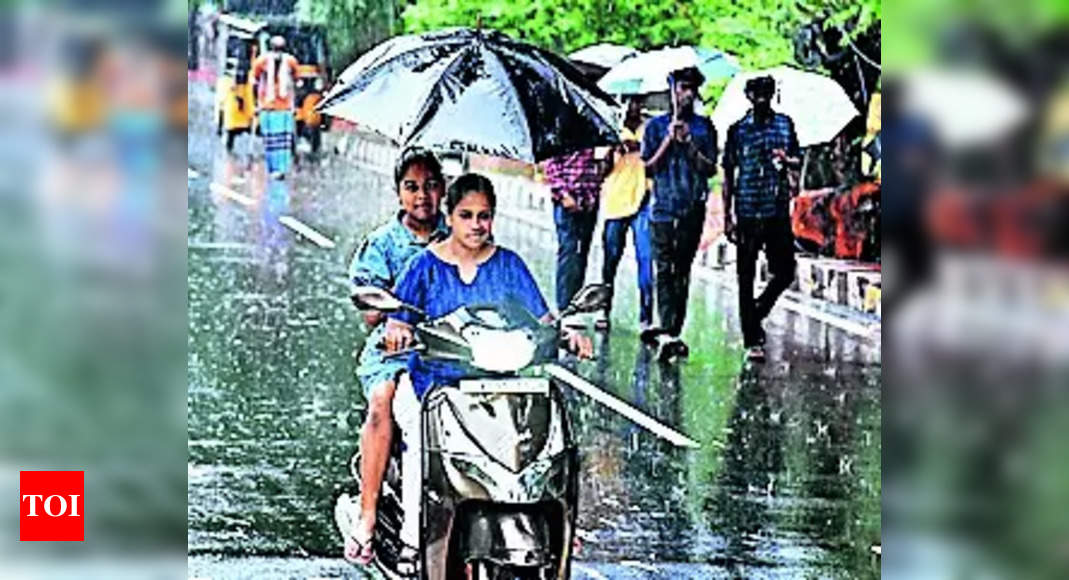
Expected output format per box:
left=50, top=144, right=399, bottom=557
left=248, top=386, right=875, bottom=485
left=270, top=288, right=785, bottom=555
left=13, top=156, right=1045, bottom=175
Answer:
left=668, top=76, right=675, bottom=121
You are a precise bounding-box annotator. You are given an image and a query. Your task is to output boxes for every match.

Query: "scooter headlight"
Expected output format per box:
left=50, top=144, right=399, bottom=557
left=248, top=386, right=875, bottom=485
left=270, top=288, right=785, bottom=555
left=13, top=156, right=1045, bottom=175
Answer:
left=465, top=328, right=536, bottom=372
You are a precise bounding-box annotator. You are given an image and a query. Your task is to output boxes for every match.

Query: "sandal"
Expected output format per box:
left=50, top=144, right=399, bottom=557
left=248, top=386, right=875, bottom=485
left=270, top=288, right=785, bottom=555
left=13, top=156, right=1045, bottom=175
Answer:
left=335, top=493, right=376, bottom=565
left=344, top=533, right=374, bottom=565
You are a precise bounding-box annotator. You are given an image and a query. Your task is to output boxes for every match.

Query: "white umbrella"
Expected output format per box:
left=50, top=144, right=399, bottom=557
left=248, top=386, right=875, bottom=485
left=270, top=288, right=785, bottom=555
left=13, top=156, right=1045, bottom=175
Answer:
left=597, top=46, right=739, bottom=95
left=568, top=43, right=638, bottom=70
left=903, top=68, right=1028, bottom=148
left=712, top=66, right=859, bottom=147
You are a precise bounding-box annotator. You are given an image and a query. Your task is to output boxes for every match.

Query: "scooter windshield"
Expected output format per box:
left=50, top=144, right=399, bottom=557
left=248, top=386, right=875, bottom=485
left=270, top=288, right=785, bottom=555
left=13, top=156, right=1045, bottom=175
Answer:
left=447, top=297, right=557, bottom=370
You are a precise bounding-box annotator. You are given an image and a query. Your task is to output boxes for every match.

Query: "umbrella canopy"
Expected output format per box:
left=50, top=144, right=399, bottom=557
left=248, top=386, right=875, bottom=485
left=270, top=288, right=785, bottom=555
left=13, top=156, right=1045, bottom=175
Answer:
left=318, top=27, right=621, bottom=163
left=903, top=68, right=1028, bottom=149
left=569, top=43, right=638, bottom=70
left=597, top=46, right=739, bottom=95
left=712, top=66, right=859, bottom=148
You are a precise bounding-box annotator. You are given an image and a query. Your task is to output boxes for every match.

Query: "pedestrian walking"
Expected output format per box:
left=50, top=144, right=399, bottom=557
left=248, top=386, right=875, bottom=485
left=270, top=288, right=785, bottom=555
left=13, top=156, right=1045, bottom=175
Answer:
left=599, top=97, right=653, bottom=332
left=722, top=75, right=801, bottom=362
left=251, top=35, right=299, bottom=179
left=543, top=148, right=605, bottom=313
left=640, top=66, right=719, bottom=360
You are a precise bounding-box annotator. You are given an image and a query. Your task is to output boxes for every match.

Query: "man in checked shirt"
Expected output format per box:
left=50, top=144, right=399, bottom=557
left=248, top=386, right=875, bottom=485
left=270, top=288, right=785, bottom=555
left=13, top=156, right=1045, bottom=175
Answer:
left=543, top=148, right=606, bottom=313
left=722, top=75, right=801, bottom=363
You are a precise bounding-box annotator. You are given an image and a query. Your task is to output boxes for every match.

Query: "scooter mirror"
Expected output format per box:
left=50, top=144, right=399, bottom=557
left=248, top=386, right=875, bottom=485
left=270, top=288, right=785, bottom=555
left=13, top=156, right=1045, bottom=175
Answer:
left=350, top=286, right=404, bottom=312
left=564, top=284, right=611, bottom=315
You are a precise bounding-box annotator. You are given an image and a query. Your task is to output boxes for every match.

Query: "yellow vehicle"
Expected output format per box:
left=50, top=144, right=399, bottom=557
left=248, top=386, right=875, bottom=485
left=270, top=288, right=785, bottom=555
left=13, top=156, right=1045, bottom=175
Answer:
left=47, top=34, right=108, bottom=135
left=214, top=14, right=264, bottom=151
left=259, top=21, right=331, bottom=152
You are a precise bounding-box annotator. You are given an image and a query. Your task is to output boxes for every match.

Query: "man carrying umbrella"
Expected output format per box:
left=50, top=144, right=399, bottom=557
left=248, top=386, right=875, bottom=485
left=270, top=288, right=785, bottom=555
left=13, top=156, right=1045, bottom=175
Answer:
left=641, top=66, right=719, bottom=360
left=722, top=75, right=801, bottom=362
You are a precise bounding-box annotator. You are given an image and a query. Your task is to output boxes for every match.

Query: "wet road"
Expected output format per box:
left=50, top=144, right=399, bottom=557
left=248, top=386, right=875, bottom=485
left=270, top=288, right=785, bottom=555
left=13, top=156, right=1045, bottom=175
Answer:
left=187, top=80, right=881, bottom=579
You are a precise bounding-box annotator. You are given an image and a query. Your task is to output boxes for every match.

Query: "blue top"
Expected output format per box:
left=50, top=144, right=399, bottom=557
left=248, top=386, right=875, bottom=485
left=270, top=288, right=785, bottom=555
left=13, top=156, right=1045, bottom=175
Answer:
left=390, top=246, right=550, bottom=400
left=349, top=211, right=449, bottom=395
left=640, top=113, right=718, bottom=222
left=722, top=111, right=800, bottom=219
left=348, top=211, right=449, bottom=288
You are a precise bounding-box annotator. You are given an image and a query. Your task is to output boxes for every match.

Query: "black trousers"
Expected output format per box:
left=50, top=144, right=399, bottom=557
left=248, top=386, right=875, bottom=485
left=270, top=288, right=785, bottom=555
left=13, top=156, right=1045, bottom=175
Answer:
left=736, top=214, right=796, bottom=347
left=651, top=207, right=705, bottom=337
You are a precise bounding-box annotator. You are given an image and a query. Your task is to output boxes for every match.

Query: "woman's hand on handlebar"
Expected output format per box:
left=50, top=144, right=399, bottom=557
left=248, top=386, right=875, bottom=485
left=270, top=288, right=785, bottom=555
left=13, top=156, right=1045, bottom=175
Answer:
left=384, top=319, right=415, bottom=353
left=563, top=329, right=594, bottom=359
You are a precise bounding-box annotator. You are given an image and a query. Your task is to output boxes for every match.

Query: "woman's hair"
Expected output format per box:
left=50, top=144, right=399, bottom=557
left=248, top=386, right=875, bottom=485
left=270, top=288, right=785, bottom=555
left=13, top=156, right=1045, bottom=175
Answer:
left=393, top=146, right=443, bottom=189
left=446, top=173, right=496, bottom=214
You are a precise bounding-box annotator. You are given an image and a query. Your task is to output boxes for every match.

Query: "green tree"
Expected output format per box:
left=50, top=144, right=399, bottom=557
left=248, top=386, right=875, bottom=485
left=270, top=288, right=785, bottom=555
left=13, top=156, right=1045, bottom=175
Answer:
left=296, top=0, right=399, bottom=71
left=399, top=0, right=876, bottom=104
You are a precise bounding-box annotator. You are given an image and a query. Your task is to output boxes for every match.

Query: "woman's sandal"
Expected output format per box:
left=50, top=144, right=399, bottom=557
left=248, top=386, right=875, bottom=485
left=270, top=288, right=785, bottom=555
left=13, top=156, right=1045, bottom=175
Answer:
left=344, top=531, right=375, bottom=566
left=335, top=493, right=375, bottom=566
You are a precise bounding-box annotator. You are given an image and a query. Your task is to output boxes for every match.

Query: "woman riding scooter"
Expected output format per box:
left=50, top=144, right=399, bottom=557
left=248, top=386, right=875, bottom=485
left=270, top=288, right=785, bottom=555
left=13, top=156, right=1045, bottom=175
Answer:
left=373, top=173, right=594, bottom=560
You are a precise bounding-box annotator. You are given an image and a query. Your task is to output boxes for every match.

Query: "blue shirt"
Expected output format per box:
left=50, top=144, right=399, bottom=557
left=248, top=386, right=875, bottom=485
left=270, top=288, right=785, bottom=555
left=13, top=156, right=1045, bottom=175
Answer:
left=640, top=113, right=718, bottom=222
left=390, top=246, right=550, bottom=400
left=723, top=111, right=800, bottom=219
left=349, top=211, right=449, bottom=394
left=348, top=211, right=449, bottom=289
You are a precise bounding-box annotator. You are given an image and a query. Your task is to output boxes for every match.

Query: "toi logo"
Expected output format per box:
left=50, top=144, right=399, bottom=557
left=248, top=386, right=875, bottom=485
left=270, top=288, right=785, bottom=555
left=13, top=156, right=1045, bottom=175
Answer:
left=19, top=471, right=84, bottom=541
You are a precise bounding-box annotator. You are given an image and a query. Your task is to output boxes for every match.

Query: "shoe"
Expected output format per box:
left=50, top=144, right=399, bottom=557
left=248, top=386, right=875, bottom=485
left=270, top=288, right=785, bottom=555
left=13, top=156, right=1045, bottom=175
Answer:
left=745, top=346, right=766, bottom=363
left=656, top=335, right=684, bottom=362
left=655, top=339, right=674, bottom=362
left=674, top=339, right=690, bottom=359
left=640, top=326, right=664, bottom=345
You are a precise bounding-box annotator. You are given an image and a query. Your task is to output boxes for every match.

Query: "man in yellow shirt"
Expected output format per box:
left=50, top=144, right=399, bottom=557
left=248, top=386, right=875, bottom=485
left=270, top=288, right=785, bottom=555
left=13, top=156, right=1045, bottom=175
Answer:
left=599, top=97, right=653, bottom=332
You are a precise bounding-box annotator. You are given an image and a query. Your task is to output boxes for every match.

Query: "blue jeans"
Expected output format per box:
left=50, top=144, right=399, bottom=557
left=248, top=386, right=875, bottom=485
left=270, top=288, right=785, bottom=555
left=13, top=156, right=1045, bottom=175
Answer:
left=554, top=205, right=598, bottom=311
left=602, top=204, right=653, bottom=326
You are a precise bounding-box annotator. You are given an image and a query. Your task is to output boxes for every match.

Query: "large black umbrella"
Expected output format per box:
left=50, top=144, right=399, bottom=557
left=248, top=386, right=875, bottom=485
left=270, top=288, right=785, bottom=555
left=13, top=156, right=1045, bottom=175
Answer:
left=318, top=27, right=620, bottom=163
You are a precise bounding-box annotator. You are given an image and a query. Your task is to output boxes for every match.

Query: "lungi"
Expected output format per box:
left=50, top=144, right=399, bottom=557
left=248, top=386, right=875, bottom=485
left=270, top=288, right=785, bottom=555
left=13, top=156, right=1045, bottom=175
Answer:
left=259, top=109, right=294, bottom=175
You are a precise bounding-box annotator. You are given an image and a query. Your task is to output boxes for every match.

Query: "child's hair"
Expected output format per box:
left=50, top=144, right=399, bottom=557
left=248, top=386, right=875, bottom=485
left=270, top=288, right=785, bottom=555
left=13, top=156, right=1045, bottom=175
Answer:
left=445, top=173, right=497, bottom=214
left=393, top=146, right=443, bottom=189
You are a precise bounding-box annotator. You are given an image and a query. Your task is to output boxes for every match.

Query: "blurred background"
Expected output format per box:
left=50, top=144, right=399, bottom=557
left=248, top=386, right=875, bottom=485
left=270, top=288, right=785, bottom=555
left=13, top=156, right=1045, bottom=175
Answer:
left=882, top=1, right=1069, bottom=579
left=0, top=0, right=187, bottom=577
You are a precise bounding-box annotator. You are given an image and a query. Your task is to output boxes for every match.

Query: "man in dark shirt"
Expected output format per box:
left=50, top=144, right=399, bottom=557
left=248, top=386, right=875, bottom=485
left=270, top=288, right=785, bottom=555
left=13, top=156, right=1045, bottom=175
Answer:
left=641, top=66, right=719, bottom=360
left=722, top=75, right=801, bottom=362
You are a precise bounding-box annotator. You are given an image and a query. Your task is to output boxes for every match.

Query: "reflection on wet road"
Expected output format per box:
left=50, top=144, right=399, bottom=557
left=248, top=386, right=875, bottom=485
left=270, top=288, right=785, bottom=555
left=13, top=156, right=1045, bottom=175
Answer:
left=187, top=81, right=880, bottom=578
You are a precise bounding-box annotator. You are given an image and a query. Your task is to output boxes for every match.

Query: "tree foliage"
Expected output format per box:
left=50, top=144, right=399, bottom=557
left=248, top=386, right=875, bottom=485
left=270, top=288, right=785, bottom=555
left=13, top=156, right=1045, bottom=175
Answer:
left=402, top=0, right=879, bottom=107
left=296, top=0, right=398, bottom=71
left=403, top=0, right=878, bottom=70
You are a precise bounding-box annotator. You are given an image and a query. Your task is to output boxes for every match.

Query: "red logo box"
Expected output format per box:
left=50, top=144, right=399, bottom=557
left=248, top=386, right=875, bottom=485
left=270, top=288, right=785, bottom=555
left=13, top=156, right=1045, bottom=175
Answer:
left=19, top=471, right=84, bottom=541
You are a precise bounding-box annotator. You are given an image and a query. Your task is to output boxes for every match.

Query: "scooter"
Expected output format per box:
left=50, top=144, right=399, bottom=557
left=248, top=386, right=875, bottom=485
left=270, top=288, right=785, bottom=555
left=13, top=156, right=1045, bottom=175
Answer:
left=337, top=284, right=610, bottom=580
